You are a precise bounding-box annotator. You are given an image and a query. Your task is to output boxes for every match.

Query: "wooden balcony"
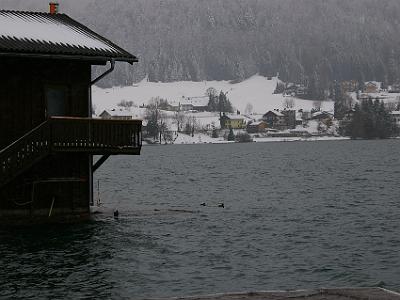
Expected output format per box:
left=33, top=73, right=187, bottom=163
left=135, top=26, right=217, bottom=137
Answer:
left=0, top=117, right=142, bottom=187
left=50, top=117, right=142, bottom=155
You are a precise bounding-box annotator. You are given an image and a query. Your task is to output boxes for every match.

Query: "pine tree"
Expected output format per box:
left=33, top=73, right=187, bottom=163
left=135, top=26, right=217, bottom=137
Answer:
left=227, top=128, right=235, bottom=141
left=346, top=99, right=394, bottom=139
left=333, top=81, right=347, bottom=120
left=218, top=91, right=234, bottom=114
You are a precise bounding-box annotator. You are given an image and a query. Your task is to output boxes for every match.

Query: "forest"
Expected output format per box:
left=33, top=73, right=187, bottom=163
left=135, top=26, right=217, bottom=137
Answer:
left=4, top=0, right=400, bottom=89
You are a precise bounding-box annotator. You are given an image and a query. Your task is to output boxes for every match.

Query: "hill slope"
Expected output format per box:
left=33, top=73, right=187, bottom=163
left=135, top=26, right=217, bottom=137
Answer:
left=92, top=75, right=334, bottom=115
left=4, top=0, right=400, bottom=88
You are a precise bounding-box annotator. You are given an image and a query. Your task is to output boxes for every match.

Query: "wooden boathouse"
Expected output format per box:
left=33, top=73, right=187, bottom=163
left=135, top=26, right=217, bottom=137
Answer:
left=0, top=5, right=141, bottom=223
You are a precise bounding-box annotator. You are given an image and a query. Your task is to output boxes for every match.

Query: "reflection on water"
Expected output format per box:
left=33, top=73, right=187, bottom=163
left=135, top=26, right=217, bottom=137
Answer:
left=1, top=140, right=400, bottom=298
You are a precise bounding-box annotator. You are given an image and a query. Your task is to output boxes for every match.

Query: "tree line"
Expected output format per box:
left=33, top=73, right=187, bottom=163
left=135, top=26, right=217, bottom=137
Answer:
left=341, top=98, right=397, bottom=139
left=27, top=0, right=400, bottom=89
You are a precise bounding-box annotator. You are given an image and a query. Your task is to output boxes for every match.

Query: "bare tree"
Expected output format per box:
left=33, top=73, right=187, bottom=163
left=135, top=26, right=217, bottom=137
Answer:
left=283, top=98, right=295, bottom=109
left=144, top=105, right=169, bottom=143
left=206, top=87, right=218, bottom=98
left=244, top=103, right=253, bottom=115
left=312, top=100, right=322, bottom=112
left=148, top=97, right=170, bottom=110
left=184, top=116, right=198, bottom=137
left=173, top=111, right=186, bottom=132
left=117, top=99, right=135, bottom=108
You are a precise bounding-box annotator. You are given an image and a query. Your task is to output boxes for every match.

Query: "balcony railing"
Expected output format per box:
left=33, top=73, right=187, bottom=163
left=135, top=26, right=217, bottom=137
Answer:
left=50, top=117, right=142, bottom=154
left=0, top=117, right=142, bottom=187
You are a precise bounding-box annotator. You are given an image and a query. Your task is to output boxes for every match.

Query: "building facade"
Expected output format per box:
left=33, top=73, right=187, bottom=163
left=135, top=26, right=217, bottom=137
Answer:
left=0, top=8, right=141, bottom=223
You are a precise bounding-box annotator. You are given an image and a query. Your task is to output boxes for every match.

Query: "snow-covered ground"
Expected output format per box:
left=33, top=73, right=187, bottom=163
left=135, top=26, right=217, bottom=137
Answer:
left=349, top=91, right=400, bottom=104
left=145, top=134, right=349, bottom=145
left=92, top=75, right=334, bottom=115
left=92, top=75, right=343, bottom=145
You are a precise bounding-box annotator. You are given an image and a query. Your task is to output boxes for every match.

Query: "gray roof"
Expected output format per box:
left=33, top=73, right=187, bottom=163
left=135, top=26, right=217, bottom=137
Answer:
left=0, top=10, right=137, bottom=63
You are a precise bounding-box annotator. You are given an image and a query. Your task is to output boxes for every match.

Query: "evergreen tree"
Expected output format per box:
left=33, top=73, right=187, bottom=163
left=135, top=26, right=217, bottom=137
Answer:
left=227, top=128, right=235, bottom=141
left=218, top=91, right=234, bottom=114
left=345, top=99, right=394, bottom=139
left=333, top=81, right=353, bottom=120
left=206, top=87, right=218, bottom=111
left=274, top=82, right=285, bottom=94
left=207, top=96, right=218, bottom=111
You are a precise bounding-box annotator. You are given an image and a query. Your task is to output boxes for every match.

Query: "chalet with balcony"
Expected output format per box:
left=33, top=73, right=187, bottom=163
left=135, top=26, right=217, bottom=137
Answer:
left=0, top=6, right=141, bottom=223
left=262, top=110, right=296, bottom=130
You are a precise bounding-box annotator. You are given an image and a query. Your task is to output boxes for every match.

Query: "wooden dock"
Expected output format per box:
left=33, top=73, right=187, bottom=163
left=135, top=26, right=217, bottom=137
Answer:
left=147, top=288, right=400, bottom=300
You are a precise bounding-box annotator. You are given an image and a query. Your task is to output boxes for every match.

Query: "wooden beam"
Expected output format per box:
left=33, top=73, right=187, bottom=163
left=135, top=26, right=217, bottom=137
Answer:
left=92, top=155, right=110, bottom=173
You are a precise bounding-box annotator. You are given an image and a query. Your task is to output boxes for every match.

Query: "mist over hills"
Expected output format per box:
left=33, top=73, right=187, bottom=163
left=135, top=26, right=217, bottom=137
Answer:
left=3, top=0, right=400, bottom=89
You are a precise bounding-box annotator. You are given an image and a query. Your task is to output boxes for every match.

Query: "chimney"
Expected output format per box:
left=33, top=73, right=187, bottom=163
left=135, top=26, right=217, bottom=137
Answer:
left=49, top=2, right=59, bottom=14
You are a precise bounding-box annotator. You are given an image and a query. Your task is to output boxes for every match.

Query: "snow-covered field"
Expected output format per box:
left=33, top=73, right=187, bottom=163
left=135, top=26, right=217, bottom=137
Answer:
left=92, top=75, right=344, bottom=144
left=92, top=75, right=334, bottom=115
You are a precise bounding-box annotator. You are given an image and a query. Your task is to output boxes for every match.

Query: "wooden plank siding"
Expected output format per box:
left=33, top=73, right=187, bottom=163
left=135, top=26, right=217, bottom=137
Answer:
left=0, top=57, right=91, bottom=149
left=0, top=57, right=93, bottom=222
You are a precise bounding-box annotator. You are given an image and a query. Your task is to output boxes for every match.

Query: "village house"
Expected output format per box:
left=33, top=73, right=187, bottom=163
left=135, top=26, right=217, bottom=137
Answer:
left=310, top=111, right=334, bottom=125
left=283, top=83, right=307, bottom=97
left=390, top=111, right=400, bottom=127
left=220, top=114, right=246, bottom=129
left=389, top=83, right=400, bottom=93
left=341, top=80, right=358, bottom=93
left=170, top=97, right=209, bottom=112
left=261, top=110, right=296, bottom=130
left=262, top=110, right=285, bottom=128
left=246, top=121, right=268, bottom=133
left=187, top=97, right=209, bottom=111
left=364, top=81, right=381, bottom=93
left=169, top=102, right=194, bottom=111
left=99, top=109, right=133, bottom=120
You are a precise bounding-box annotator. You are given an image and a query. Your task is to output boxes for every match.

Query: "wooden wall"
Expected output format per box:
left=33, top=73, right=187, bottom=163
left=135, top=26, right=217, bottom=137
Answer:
left=0, top=57, right=91, bottom=149
left=0, top=57, right=93, bottom=222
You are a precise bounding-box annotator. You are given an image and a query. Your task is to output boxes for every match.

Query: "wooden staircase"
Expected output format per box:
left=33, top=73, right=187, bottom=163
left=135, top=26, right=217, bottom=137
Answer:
left=0, top=117, right=141, bottom=188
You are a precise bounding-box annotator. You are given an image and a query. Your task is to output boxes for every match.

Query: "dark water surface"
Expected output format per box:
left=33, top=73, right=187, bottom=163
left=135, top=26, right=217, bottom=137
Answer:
left=1, top=140, right=400, bottom=299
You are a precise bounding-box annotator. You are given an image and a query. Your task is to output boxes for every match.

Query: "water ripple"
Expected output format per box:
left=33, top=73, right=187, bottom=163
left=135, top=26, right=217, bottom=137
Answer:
left=1, top=140, right=400, bottom=298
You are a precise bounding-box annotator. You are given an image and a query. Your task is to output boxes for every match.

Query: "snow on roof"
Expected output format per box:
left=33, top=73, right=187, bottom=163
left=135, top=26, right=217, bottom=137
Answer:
left=365, top=81, right=381, bottom=86
left=100, top=109, right=132, bottom=117
left=226, top=114, right=245, bottom=120
left=0, top=10, right=137, bottom=63
left=365, top=81, right=382, bottom=90
left=390, top=111, right=400, bottom=115
left=248, top=121, right=266, bottom=126
left=311, top=111, right=333, bottom=118
left=264, top=110, right=284, bottom=117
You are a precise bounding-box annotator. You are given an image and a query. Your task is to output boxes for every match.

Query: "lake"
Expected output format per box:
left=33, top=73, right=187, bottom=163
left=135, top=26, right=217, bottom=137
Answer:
left=1, top=140, right=400, bottom=299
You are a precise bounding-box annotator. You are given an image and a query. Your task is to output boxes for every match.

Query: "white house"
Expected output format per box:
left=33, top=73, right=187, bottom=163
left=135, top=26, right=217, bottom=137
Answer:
left=99, top=109, right=132, bottom=120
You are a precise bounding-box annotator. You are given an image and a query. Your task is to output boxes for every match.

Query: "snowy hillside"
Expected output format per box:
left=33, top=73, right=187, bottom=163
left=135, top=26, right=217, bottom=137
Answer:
left=92, top=75, right=333, bottom=116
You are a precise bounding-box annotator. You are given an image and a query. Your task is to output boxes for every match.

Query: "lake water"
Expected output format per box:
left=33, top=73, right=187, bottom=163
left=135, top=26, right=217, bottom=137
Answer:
left=1, top=140, right=400, bottom=299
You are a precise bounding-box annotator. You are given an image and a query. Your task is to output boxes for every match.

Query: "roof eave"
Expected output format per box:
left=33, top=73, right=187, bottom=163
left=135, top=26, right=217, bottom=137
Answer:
left=0, top=52, right=138, bottom=64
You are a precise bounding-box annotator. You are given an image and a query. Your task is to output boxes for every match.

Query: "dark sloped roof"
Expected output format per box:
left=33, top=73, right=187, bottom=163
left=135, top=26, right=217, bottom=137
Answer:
left=0, top=10, right=137, bottom=63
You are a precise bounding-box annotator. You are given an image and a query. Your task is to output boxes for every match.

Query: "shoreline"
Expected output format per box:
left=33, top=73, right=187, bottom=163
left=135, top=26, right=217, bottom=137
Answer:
left=145, top=287, right=400, bottom=300
left=143, top=136, right=351, bottom=146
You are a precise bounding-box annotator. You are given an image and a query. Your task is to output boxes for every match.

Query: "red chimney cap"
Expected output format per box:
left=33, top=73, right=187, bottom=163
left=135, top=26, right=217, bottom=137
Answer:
left=49, top=2, right=59, bottom=14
